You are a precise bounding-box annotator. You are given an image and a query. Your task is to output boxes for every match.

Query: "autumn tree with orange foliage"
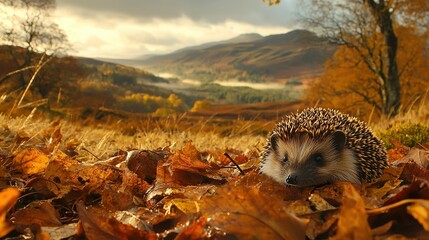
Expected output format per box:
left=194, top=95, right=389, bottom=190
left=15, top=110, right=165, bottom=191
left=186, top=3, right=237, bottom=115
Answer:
left=266, top=0, right=428, bottom=118
left=303, top=0, right=428, bottom=119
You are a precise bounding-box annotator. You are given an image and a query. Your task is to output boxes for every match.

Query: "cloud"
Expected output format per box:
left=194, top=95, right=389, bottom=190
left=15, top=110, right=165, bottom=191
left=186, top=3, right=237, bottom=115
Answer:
left=54, top=0, right=300, bottom=58
left=55, top=11, right=291, bottom=58
left=57, top=0, right=300, bottom=26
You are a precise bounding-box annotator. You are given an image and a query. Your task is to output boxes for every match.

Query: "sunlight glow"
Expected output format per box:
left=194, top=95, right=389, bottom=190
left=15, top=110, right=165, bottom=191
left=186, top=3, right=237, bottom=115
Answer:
left=54, top=8, right=290, bottom=58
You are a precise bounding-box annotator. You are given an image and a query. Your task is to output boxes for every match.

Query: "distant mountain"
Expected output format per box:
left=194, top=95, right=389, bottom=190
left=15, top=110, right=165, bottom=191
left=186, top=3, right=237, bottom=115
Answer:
left=172, top=33, right=263, bottom=53
left=138, top=29, right=337, bottom=84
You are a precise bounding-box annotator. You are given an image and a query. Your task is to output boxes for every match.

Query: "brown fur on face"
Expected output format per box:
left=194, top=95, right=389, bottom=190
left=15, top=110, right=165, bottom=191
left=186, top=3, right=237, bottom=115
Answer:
left=260, top=132, right=360, bottom=187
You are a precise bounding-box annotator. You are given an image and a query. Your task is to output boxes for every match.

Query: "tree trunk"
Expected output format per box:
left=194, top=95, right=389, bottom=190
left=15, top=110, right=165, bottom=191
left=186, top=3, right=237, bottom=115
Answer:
left=365, top=0, right=401, bottom=117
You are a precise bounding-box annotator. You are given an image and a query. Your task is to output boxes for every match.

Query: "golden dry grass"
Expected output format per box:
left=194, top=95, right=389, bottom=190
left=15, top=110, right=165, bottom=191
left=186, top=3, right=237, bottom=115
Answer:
left=1, top=101, right=427, bottom=163
left=0, top=110, right=266, bottom=162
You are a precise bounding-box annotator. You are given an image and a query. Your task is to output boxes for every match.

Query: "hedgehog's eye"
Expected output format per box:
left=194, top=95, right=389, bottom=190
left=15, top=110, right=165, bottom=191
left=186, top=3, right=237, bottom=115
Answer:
left=282, top=155, right=288, bottom=163
left=312, top=153, right=324, bottom=165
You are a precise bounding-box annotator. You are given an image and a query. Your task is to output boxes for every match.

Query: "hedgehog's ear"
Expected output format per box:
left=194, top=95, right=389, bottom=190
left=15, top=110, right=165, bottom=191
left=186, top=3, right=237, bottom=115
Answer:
left=332, top=130, right=347, bottom=151
left=270, top=133, right=280, bottom=151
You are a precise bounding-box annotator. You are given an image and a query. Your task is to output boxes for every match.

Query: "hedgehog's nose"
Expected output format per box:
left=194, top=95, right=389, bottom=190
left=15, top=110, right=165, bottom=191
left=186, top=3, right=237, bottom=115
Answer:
left=286, top=174, right=298, bottom=185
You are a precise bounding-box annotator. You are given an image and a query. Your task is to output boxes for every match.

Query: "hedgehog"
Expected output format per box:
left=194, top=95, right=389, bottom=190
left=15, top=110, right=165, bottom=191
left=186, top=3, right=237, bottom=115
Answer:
left=260, top=107, right=387, bottom=187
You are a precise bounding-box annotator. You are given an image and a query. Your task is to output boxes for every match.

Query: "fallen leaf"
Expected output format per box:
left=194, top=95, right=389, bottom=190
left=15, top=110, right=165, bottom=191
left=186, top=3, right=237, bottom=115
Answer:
left=0, top=188, right=19, bottom=238
left=308, top=193, right=336, bottom=211
left=304, top=211, right=338, bottom=239
left=371, top=220, right=394, bottom=236
left=44, top=148, right=122, bottom=198
left=12, top=148, right=50, bottom=176
left=331, top=183, right=372, bottom=240
left=43, top=120, right=63, bottom=151
left=199, top=172, right=308, bottom=239
left=114, top=210, right=153, bottom=232
left=366, top=179, right=429, bottom=238
left=13, top=201, right=62, bottom=227
left=406, top=148, right=429, bottom=168
left=42, top=223, right=78, bottom=240
left=383, top=179, right=429, bottom=206
left=312, top=182, right=360, bottom=207
left=365, top=179, right=403, bottom=209
left=407, top=201, right=429, bottom=231
left=284, top=200, right=313, bottom=216
left=77, top=202, right=156, bottom=240
left=164, top=198, right=200, bottom=215
left=144, top=182, right=217, bottom=208
left=175, top=217, right=207, bottom=240
left=157, top=155, right=225, bottom=186
left=126, top=149, right=169, bottom=183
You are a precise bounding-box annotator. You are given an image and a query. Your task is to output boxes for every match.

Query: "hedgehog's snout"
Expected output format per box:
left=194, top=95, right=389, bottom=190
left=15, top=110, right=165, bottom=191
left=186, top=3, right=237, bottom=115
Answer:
left=285, top=174, right=298, bottom=185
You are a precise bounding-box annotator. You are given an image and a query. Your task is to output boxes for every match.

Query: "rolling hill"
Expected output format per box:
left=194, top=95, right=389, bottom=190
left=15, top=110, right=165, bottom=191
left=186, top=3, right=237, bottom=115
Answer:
left=137, top=29, right=337, bottom=84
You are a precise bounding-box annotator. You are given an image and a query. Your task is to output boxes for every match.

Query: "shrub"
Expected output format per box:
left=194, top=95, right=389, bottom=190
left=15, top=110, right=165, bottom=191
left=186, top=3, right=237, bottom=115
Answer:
left=379, top=123, right=429, bottom=149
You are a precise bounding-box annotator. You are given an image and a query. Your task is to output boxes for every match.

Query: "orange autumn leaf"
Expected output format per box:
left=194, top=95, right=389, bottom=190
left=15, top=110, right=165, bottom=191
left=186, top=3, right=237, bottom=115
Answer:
left=332, top=183, right=372, bottom=240
left=12, top=148, right=50, bottom=175
left=176, top=217, right=207, bottom=240
left=407, top=201, right=429, bottom=231
left=76, top=202, right=156, bottom=240
left=0, top=188, right=20, bottom=238
left=13, top=201, right=62, bottom=227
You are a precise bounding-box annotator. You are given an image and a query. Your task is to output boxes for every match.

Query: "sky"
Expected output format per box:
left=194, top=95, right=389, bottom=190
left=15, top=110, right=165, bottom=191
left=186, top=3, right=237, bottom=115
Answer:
left=54, top=0, right=301, bottom=59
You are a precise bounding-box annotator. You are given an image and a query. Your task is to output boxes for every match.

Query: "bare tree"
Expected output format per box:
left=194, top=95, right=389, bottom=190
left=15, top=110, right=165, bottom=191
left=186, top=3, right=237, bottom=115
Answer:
left=0, top=0, right=69, bottom=105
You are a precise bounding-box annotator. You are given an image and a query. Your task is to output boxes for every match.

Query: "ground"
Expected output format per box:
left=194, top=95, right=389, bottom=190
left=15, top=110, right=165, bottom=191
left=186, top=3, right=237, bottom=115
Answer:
left=0, top=108, right=428, bottom=239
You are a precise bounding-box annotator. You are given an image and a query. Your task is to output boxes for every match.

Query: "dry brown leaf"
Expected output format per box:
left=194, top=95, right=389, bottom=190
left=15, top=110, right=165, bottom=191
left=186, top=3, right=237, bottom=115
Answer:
left=199, top=172, right=308, bottom=239
left=157, top=151, right=225, bottom=186
left=305, top=211, right=338, bottom=239
left=114, top=210, right=153, bottom=232
left=308, top=193, right=336, bottom=211
left=284, top=200, right=313, bottom=216
left=42, top=223, right=78, bottom=240
left=0, top=188, right=19, bottom=238
left=13, top=201, right=62, bottom=227
left=76, top=202, right=157, bottom=240
left=12, top=148, right=50, bottom=176
left=406, top=148, right=429, bottom=168
left=371, top=221, right=394, bottom=236
left=365, top=179, right=403, bottom=209
left=387, top=139, right=410, bottom=161
left=175, top=217, right=207, bottom=240
left=43, top=120, right=63, bottom=151
left=101, top=168, right=151, bottom=211
left=312, top=182, right=359, bottom=207
left=144, top=181, right=217, bottom=209
left=163, top=198, right=200, bottom=215
left=332, top=183, right=372, bottom=240
left=126, top=149, right=169, bottom=183
left=44, top=148, right=122, bottom=197
left=407, top=201, right=429, bottom=231
left=384, top=179, right=429, bottom=206
left=181, top=141, right=201, bottom=161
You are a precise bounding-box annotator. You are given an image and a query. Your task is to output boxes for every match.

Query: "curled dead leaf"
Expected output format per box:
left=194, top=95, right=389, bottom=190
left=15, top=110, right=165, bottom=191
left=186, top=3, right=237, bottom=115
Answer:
left=126, top=149, right=169, bottom=183
left=407, top=201, right=429, bottom=231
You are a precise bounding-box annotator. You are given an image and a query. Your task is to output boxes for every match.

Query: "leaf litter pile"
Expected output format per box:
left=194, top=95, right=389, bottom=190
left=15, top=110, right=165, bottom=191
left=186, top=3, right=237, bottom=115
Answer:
left=1, top=120, right=429, bottom=239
